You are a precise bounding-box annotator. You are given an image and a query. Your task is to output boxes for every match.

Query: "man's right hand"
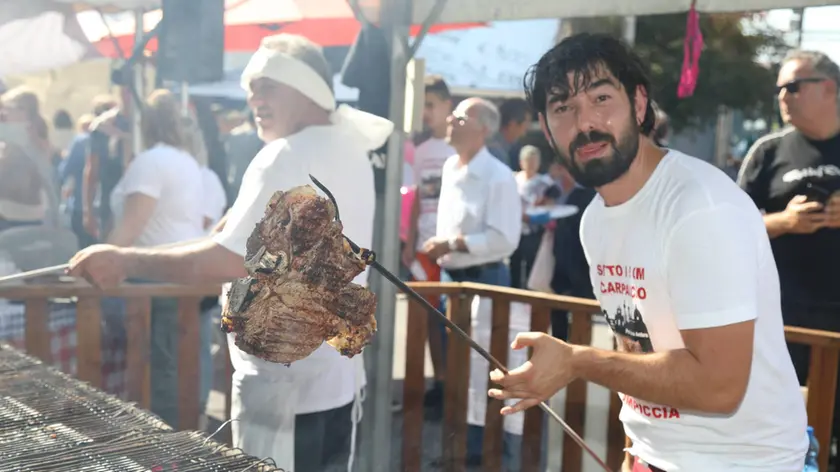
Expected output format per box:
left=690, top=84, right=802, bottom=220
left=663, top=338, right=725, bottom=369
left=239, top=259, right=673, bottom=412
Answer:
left=68, top=244, right=131, bottom=289
left=782, top=195, right=827, bottom=234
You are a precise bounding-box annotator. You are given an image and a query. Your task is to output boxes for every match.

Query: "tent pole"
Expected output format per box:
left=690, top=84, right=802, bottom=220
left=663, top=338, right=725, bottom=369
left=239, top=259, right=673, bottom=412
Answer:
left=131, top=8, right=144, bottom=157
left=622, top=15, right=637, bottom=45
left=360, top=0, right=411, bottom=470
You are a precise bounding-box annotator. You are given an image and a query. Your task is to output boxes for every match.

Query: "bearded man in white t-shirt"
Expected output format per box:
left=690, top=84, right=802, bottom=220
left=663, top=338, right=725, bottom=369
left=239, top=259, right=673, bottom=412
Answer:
left=67, top=33, right=393, bottom=472
left=488, top=33, right=808, bottom=472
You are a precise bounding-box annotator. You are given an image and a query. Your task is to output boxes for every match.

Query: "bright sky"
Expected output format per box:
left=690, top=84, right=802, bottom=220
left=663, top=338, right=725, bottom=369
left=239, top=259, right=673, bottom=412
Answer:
left=765, top=6, right=840, bottom=63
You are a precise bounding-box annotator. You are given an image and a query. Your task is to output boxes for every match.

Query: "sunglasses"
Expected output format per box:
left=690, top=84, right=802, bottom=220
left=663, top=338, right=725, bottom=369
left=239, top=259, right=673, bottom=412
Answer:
left=776, top=77, right=826, bottom=95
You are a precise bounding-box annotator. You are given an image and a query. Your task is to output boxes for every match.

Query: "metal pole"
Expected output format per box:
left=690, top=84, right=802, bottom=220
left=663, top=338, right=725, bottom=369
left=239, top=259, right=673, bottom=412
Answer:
left=622, top=15, right=637, bottom=45
left=360, top=0, right=410, bottom=469
left=793, top=8, right=805, bottom=48
left=131, top=8, right=144, bottom=157
left=181, top=82, right=190, bottom=117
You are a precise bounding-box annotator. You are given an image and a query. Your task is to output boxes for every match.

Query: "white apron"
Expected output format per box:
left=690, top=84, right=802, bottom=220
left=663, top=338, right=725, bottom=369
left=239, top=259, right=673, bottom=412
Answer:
left=230, top=353, right=364, bottom=471
left=467, top=298, right=532, bottom=435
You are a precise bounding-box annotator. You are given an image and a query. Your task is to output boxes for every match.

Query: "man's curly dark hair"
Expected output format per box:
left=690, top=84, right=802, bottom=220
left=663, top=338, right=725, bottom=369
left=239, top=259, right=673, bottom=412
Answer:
left=523, top=33, right=656, bottom=136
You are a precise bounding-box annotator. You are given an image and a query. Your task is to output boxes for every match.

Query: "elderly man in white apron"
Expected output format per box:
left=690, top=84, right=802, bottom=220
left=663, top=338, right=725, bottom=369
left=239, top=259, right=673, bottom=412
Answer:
left=67, top=33, right=393, bottom=472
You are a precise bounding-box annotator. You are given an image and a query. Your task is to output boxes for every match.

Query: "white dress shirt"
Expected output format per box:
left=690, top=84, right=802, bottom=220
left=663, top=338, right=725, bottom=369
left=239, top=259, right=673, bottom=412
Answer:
left=436, top=147, right=522, bottom=270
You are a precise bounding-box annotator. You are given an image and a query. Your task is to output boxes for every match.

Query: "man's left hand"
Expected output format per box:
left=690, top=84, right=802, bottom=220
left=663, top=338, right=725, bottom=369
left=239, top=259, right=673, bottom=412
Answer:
left=488, top=332, right=576, bottom=415
left=826, top=192, right=840, bottom=228
left=422, top=237, right=452, bottom=260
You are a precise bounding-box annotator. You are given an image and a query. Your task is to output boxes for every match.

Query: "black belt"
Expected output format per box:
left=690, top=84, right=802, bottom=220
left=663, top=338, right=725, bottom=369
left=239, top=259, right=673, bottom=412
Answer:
left=446, top=261, right=503, bottom=281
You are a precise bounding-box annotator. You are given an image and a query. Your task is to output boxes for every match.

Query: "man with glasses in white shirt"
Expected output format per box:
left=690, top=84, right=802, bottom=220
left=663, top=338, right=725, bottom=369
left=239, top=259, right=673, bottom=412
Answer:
left=422, top=97, right=523, bottom=469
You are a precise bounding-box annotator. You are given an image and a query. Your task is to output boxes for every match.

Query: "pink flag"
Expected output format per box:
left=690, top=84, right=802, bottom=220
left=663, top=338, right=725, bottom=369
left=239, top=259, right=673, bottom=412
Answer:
left=677, top=3, right=704, bottom=98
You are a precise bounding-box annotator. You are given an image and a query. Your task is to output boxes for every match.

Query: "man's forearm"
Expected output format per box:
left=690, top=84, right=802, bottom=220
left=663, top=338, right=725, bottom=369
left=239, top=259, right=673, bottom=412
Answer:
left=123, top=239, right=246, bottom=284
left=763, top=211, right=790, bottom=239
left=570, top=345, right=739, bottom=414
left=462, top=229, right=517, bottom=257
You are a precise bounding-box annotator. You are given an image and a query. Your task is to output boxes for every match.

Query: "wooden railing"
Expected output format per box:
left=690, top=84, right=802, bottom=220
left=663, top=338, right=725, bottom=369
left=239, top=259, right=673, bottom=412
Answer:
left=0, top=281, right=223, bottom=432
left=402, top=282, right=840, bottom=472
left=2, top=281, right=838, bottom=471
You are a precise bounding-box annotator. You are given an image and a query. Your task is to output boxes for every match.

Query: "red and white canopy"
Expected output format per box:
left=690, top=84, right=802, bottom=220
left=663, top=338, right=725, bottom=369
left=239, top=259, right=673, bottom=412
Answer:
left=80, top=0, right=482, bottom=58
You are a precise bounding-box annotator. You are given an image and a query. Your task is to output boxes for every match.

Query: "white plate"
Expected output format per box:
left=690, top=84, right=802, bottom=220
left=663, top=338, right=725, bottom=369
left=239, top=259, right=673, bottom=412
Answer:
left=525, top=204, right=579, bottom=219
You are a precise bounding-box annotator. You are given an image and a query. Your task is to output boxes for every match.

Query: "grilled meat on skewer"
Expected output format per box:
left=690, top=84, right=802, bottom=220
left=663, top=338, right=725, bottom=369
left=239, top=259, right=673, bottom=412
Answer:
left=220, top=185, right=377, bottom=365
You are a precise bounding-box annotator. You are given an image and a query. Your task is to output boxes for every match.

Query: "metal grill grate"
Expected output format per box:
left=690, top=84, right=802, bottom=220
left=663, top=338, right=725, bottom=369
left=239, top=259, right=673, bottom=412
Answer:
left=0, top=344, right=283, bottom=472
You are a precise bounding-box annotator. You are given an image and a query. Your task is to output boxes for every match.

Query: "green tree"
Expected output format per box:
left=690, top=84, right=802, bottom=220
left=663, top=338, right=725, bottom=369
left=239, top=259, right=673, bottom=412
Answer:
left=562, top=13, right=789, bottom=132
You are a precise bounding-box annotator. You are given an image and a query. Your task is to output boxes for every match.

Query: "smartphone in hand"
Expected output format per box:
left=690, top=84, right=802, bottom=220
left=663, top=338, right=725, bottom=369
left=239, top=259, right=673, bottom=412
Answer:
left=803, top=182, right=831, bottom=206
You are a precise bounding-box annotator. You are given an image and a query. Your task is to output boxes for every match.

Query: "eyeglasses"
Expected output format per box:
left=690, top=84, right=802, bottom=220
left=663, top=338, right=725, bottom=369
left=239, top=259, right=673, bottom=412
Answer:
left=776, top=77, right=826, bottom=95
left=450, top=113, right=470, bottom=124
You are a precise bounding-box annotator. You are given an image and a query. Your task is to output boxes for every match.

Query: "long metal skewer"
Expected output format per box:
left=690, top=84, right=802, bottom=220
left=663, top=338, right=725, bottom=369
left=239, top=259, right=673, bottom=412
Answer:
left=0, top=264, right=68, bottom=284
left=310, top=175, right=612, bottom=472
left=0, top=236, right=214, bottom=285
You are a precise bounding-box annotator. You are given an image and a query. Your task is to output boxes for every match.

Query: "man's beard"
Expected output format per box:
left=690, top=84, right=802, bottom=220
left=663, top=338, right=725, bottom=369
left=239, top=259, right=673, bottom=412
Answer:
left=547, top=114, right=640, bottom=188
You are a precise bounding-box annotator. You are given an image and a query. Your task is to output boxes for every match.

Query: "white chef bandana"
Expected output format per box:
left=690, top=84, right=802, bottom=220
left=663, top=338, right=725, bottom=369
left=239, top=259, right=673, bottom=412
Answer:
left=240, top=46, right=336, bottom=111
left=240, top=44, right=395, bottom=146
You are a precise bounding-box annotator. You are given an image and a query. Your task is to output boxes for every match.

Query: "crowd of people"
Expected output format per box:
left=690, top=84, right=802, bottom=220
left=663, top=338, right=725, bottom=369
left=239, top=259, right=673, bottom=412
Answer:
left=0, top=26, right=837, bottom=472
left=0, top=82, right=235, bottom=428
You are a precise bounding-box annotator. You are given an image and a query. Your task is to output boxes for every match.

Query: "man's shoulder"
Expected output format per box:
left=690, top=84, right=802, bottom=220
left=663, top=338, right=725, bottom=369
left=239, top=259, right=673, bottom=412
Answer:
left=485, top=152, right=517, bottom=182
left=743, top=128, right=795, bottom=165
left=662, top=152, right=759, bottom=214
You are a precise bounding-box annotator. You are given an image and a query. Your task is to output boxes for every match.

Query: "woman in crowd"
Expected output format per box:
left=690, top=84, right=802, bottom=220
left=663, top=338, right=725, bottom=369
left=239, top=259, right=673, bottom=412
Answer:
left=0, top=141, right=46, bottom=231
left=0, top=88, right=54, bottom=166
left=107, top=89, right=205, bottom=427
left=181, top=100, right=229, bottom=429
left=511, top=145, right=554, bottom=289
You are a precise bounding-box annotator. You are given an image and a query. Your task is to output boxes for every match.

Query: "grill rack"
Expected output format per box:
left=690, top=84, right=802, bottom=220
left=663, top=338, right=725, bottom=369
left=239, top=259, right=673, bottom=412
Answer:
left=0, top=344, right=283, bottom=472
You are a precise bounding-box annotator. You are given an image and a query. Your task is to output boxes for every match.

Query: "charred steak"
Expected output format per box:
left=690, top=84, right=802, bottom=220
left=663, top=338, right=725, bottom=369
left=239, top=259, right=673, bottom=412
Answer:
left=220, top=185, right=377, bottom=365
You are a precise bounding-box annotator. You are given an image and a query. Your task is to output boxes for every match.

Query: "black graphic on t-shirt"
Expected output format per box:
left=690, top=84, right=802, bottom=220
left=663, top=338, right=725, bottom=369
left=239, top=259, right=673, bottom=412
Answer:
left=420, top=174, right=442, bottom=201
left=603, top=301, right=653, bottom=353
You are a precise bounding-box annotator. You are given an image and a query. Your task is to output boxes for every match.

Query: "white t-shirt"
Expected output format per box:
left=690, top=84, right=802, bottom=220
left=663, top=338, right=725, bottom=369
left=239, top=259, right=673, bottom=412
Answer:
left=413, top=137, right=455, bottom=251
left=580, top=150, right=807, bottom=471
left=200, top=166, right=227, bottom=229
left=213, top=124, right=379, bottom=415
left=110, top=143, right=204, bottom=247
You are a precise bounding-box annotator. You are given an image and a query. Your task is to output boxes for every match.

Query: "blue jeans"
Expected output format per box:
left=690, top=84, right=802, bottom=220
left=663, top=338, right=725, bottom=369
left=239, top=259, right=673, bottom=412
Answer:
left=442, top=263, right=522, bottom=469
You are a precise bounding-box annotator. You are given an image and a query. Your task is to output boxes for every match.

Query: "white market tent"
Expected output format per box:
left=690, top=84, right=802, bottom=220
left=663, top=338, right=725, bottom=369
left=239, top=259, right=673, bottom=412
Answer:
left=9, top=0, right=840, bottom=470
left=50, top=0, right=839, bottom=19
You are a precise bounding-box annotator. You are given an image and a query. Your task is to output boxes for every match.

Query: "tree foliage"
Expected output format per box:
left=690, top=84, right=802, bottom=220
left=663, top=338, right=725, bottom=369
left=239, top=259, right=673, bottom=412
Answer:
left=564, top=13, right=789, bottom=132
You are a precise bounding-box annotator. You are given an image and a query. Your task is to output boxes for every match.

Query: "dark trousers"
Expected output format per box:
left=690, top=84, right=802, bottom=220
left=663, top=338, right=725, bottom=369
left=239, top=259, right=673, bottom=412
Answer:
left=70, top=210, right=98, bottom=249
left=510, top=230, right=543, bottom=289
left=551, top=310, right=570, bottom=341
left=783, top=302, right=840, bottom=438
left=295, top=402, right=354, bottom=471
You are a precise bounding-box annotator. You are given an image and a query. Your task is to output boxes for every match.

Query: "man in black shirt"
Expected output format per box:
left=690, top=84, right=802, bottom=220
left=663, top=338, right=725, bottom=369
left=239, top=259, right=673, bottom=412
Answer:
left=737, top=49, right=840, bottom=439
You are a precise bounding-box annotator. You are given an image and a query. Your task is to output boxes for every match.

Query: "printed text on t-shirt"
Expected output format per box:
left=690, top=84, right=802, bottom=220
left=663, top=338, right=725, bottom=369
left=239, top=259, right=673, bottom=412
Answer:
left=622, top=394, right=681, bottom=419
left=597, top=264, right=647, bottom=299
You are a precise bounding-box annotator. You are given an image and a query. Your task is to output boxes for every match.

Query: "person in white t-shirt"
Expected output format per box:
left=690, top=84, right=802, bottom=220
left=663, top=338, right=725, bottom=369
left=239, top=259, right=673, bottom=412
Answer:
left=107, top=89, right=206, bottom=428
left=402, top=75, right=456, bottom=408
left=488, top=33, right=808, bottom=472
left=67, top=34, right=393, bottom=472
left=200, top=167, right=227, bottom=231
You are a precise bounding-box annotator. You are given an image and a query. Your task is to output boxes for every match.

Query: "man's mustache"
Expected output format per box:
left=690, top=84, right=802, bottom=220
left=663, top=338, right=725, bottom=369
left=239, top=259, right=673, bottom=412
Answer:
left=570, top=130, right=615, bottom=155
